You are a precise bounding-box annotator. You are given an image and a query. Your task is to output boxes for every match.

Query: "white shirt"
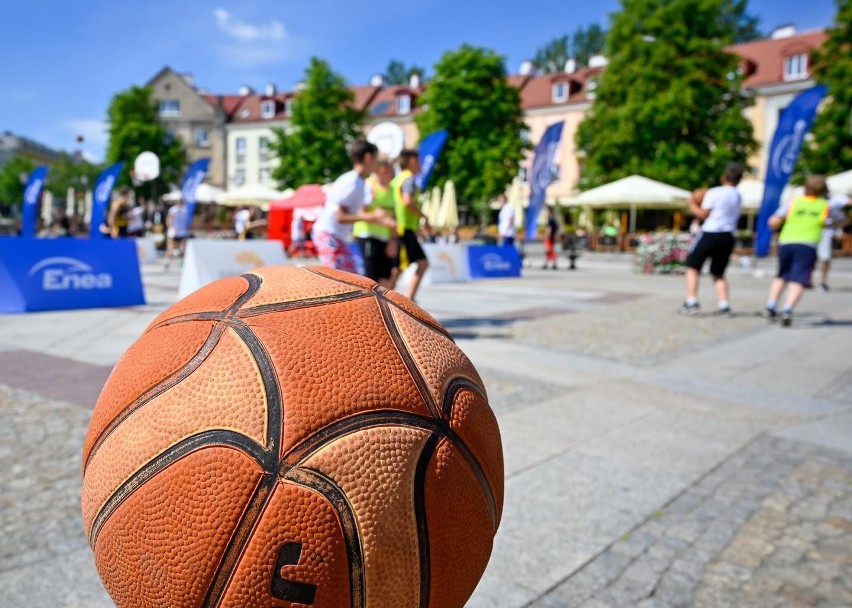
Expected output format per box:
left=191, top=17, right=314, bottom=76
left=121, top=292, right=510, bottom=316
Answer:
left=498, top=204, right=515, bottom=237
left=313, top=170, right=370, bottom=239
left=167, top=204, right=190, bottom=237
left=234, top=209, right=251, bottom=234
left=826, top=194, right=849, bottom=229
left=700, top=185, right=742, bottom=233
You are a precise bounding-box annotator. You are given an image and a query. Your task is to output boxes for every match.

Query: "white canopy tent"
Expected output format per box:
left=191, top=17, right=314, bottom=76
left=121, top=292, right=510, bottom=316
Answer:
left=162, top=183, right=227, bottom=204
left=565, top=175, right=691, bottom=232
left=221, top=183, right=292, bottom=208
left=736, top=179, right=798, bottom=211
left=828, top=169, right=852, bottom=196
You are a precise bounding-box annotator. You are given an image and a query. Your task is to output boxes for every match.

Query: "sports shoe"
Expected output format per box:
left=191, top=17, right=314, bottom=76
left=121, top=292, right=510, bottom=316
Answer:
left=761, top=307, right=778, bottom=321
left=818, top=283, right=829, bottom=292
left=678, top=302, right=700, bottom=316
left=780, top=311, right=793, bottom=327
left=715, top=306, right=732, bottom=317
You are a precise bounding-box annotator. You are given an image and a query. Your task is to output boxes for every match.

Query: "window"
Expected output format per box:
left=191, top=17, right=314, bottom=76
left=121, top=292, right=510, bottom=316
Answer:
left=259, top=136, right=270, bottom=159
left=259, top=167, right=271, bottom=183
left=396, top=94, right=411, bottom=115
left=194, top=128, right=210, bottom=148
left=552, top=82, right=568, bottom=103
left=520, top=129, right=531, bottom=145
left=783, top=54, right=808, bottom=81
left=233, top=169, right=246, bottom=186
left=261, top=100, right=276, bottom=119
left=586, top=78, right=599, bottom=99
left=235, top=137, right=246, bottom=162
left=159, top=99, right=180, bottom=116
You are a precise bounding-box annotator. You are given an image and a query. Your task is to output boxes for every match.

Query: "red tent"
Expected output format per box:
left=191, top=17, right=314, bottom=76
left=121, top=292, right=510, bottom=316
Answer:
left=267, top=185, right=326, bottom=255
left=269, top=184, right=326, bottom=210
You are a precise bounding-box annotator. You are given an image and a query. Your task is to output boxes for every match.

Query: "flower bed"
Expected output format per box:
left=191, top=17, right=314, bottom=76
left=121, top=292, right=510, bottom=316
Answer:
left=633, top=232, right=693, bottom=275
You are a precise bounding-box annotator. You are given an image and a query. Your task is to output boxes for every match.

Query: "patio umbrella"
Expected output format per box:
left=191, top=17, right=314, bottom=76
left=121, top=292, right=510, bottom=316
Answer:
left=162, top=183, right=226, bottom=204
left=423, top=186, right=442, bottom=225
left=436, top=179, right=459, bottom=228
left=827, top=169, right=852, bottom=195
left=221, top=183, right=290, bottom=207
left=508, top=177, right=525, bottom=230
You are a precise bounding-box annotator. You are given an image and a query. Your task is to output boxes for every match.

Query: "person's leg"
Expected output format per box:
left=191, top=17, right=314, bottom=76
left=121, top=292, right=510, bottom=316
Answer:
left=768, top=277, right=786, bottom=303
left=406, top=258, right=428, bottom=301
left=713, top=276, right=729, bottom=305
left=685, top=268, right=700, bottom=300
left=819, top=260, right=830, bottom=288
left=783, top=282, right=806, bottom=310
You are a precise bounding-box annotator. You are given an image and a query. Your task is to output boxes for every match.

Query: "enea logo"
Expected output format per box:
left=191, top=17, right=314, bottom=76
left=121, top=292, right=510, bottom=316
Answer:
left=480, top=253, right=512, bottom=272
left=235, top=251, right=264, bottom=267
left=437, top=251, right=456, bottom=274
left=28, top=257, right=113, bottom=291
left=95, top=175, right=116, bottom=203
left=24, top=179, right=44, bottom=206
left=771, top=120, right=807, bottom=179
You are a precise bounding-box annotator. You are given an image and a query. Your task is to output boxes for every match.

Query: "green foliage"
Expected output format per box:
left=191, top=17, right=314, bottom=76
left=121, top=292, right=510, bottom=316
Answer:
left=576, top=0, right=757, bottom=190
left=43, top=154, right=103, bottom=199
left=799, top=0, right=852, bottom=178
left=272, top=58, right=365, bottom=188
left=106, top=86, right=186, bottom=193
left=384, top=59, right=425, bottom=85
left=534, top=25, right=607, bottom=73
left=0, top=156, right=35, bottom=205
left=416, top=45, right=529, bottom=216
left=722, top=0, right=762, bottom=43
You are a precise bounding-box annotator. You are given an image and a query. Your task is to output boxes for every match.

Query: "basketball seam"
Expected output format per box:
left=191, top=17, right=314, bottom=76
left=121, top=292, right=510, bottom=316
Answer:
left=236, top=290, right=373, bottom=318
left=413, top=433, right=441, bottom=608
left=375, top=287, right=454, bottom=342
left=303, top=266, right=374, bottom=292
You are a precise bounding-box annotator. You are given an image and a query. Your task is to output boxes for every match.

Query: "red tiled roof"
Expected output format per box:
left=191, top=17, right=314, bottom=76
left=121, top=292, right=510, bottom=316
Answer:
left=518, top=67, right=604, bottom=109
left=366, top=85, right=423, bottom=118
left=349, top=85, right=382, bottom=111
left=203, top=94, right=245, bottom=116
left=228, top=93, right=294, bottom=123
left=728, top=30, right=827, bottom=88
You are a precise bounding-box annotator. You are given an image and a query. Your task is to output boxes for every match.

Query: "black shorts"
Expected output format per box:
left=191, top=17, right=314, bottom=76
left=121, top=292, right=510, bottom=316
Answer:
left=400, top=229, right=426, bottom=264
left=356, top=236, right=395, bottom=281
left=686, top=232, right=734, bottom=278
left=777, top=244, right=817, bottom=285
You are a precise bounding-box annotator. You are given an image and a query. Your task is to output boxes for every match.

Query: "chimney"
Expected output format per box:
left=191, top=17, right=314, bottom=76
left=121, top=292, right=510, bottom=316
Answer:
left=409, top=73, right=421, bottom=88
left=519, top=60, right=536, bottom=76
left=264, top=82, right=277, bottom=96
left=370, top=74, right=386, bottom=87
left=564, top=58, right=577, bottom=74
left=238, top=84, right=254, bottom=96
left=771, top=24, right=796, bottom=39
left=588, top=55, right=609, bottom=68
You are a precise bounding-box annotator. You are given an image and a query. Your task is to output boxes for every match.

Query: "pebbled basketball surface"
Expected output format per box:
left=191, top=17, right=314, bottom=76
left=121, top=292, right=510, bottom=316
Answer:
left=81, top=266, right=504, bottom=608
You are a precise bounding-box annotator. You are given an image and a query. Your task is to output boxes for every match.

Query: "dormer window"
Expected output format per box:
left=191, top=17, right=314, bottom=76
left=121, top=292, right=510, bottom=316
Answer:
left=261, top=100, right=276, bottom=118
left=397, top=94, right=411, bottom=115
left=586, top=78, right=599, bottom=99
left=552, top=82, right=568, bottom=103
left=783, top=53, right=808, bottom=81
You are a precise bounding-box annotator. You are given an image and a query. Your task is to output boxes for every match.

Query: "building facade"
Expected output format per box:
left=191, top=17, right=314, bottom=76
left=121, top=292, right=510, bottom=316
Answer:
left=0, top=131, right=64, bottom=170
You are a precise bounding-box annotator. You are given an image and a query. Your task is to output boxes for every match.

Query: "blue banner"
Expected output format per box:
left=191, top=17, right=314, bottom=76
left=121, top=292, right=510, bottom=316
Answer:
left=21, top=166, right=48, bottom=237
left=467, top=245, right=522, bottom=279
left=182, top=158, right=211, bottom=220
left=416, top=130, right=449, bottom=190
left=755, top=85, right=827, bottom=256
left=0, top=238, right=145, bottom=312
left=525, top=122, right=564, bottom=242
left=89, top=162, right=124, bottom=238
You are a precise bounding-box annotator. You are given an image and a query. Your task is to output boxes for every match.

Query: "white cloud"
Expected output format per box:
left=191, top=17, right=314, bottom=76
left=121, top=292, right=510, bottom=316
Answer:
left=214, top=8, right=286, bottom=42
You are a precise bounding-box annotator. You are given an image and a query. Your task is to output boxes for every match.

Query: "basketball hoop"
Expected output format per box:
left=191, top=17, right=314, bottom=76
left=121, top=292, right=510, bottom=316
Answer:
left=134, top=152, right=160, bottom=183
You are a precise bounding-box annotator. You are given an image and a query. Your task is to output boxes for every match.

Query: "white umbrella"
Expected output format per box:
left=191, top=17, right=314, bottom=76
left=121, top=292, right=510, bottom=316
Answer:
left=162, top=183, right=226, bottom=204
left=436, top=179, right=458, bottom=228
left=424, top=186, right=442, bottom=225
left=827, top=169, right=852, bottom=195
left=508, top=177, right=525, bottom=230
left=221, top=183, right=289, bottom=207
left=737, top=179, right=797, bottom=211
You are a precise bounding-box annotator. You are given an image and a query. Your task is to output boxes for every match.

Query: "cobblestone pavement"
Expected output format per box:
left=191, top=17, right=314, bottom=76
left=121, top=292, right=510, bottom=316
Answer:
left=531, top=436, right=852, bottom=608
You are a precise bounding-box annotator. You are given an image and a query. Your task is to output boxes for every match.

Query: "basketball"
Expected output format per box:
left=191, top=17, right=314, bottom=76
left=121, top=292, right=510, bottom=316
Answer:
left=81, top=266, right=503, bottom=608
left=692, top=187, right=708, bottom=206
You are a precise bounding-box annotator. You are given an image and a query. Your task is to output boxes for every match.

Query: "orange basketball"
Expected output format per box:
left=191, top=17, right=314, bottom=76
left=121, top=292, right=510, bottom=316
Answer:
left=81, top=266, right=503, bottom=608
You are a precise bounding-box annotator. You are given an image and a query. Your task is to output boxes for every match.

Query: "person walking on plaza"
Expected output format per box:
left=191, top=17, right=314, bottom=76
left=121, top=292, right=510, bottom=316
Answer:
left=108, top=187, right=132, bottom=238
left=815, top=192, right=849, bottom=291
left=127, top=199, right=145, bottom=238
left=355, top=158, right=399, bottom=289
left=679, top=162, right=744, bottom=316
left=393, top=149, right=431, bottom=302
left=542, top=206, right=559, bottom=269
left=497, top=194, right=515, bottom=247
left=234, top=206, right=252, bottom=239
left=313, top=139, right=395, bottom=274
left=763, top=176, right=831, bottom=327
left=164, top=197, right=190, bottom=270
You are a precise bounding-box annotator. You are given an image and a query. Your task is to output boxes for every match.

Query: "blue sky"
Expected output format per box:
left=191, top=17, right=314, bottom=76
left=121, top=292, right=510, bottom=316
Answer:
left=1, top=0, right=835, bottom=162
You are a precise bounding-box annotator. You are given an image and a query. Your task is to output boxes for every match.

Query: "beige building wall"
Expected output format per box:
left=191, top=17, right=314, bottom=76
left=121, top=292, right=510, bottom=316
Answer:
left=225, top=123, right=285, bottom=189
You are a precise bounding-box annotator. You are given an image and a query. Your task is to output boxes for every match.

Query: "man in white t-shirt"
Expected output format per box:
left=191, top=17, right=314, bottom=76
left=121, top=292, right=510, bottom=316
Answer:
left=234, top=207, right=251, bottom=239
left=497, top=195, right=515, bottom=246
left=679, top=162, right=744, bottom=316
left=816, top=193, right=849, bottom=291
left=164, top=198, right=191, bottom=270
left=313, top=139, right=396, bottom=274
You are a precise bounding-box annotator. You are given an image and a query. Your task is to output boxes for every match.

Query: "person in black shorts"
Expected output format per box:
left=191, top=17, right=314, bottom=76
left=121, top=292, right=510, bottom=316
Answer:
left=680, top=162, right=744, bottom=316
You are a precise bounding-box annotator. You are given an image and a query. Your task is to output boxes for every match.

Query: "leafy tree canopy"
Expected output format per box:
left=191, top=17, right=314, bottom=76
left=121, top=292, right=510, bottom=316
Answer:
left=384, top=59, right=426, bottom=85
left=0, top=156, right=35, bottom=206
left=799, top=0, right=852, bottom=178
left=272, top=57, right=366, bottom=188
left=416, top=45, right=529, bottom=216
left=533, top=24, right=607, bottom=73
left=576, top=0, right=758, bottom=190
left=43, top=153, right=103, bottom=199
left=106, top=85, right=186, bottom=194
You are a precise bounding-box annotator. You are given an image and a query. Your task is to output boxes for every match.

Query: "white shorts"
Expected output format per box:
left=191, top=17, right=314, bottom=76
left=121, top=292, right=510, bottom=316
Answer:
left=817, top=231, right=834, bottom=262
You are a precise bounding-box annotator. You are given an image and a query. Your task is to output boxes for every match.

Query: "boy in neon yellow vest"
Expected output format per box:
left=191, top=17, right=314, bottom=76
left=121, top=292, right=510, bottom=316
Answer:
left=764, top=175, right=830, bottom=327
left=354, top=159, right=399, bottom=288
left=392, top=149, right=431, bottom=302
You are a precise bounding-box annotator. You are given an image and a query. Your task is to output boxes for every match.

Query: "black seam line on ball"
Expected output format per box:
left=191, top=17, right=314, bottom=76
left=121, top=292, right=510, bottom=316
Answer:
left=303, top=266, right=375, bottom=293
left=230, top=273, right=263, bottom=313
left=147, top=274, right=263, bottom=331
left=441, top=377, right=487, bottom=420
left=236, top=290, right=373, bottom=318
left=278, top=410, right=437, bottom=475
left=444, top=426, right=498, bottom=530
left=201, top=472, right=279, bottom=608
left=89, top=431, right=268, bottom=546
left=227, top=319, right=284, bottom=459
left=373, top=285, right=454, bottom=342
left=414, top=433, right=441, bottom=608
left=149, top=311, right=226, bottom=328
left=286, top=467, right=366, bottom=608
left=373, top=295, right=443, bottom=421
left=83, top=322, right=227, bottom=472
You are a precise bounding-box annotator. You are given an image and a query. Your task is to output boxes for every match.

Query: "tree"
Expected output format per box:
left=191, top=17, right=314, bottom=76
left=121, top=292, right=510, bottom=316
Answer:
left=576, top=0, right=757, bottom=190
left=722, top=0, right=762, bottom=43
left=384, top=59, right=425, bottom=85
left=572, top=24, right=608, bottom=67
left=271, top=58, right=365, bottom=188
left=534, top=26, right=607, bottom=73
left=43, top=153, right=102, bottom=199
left=0, top=155, right=35, bottom=206
left=799, top=0, right=852, bottom=177
left=106, top=86, right=186, bottom=193
left=534, top=36, right=571, bottom=73
left=416, top=45, right=529, bottom=217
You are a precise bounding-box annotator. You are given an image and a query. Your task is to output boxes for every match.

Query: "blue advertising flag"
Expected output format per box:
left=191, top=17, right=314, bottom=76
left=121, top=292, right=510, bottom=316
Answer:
left=755, top=85, right=827, bottom=256
left=416, top=130, right=449, bottom=190
left=182, top=158, right=211, bottom=220
left=89, top=162, right=124, bottom=238
left=525, top=122, right=564, bottom=242
left=21, top=166, right=48, bottom=237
